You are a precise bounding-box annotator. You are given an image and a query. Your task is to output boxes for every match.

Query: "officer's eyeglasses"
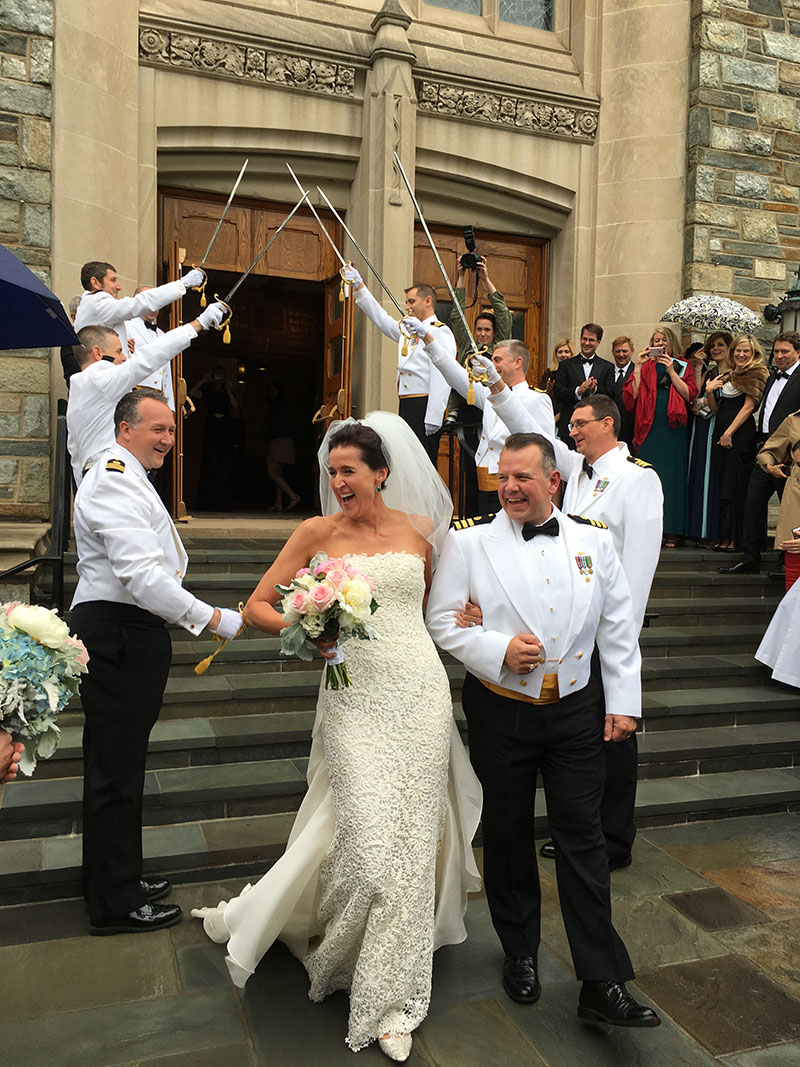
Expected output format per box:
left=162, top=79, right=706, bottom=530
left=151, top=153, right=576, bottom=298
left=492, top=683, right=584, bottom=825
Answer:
left=568, top=418, right=603, bottom=431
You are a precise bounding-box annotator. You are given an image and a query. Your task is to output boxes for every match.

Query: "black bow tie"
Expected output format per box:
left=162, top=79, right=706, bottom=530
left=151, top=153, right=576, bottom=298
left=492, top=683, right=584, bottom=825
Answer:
left=775, top=370, right=789, bottom=380
left=582, top=459, right=594, bottom=479
left=144, top=320, right=158, bottom=332
left=522, top=517, right=559, bottom=540
left=582, top=356, right=594, bottom=364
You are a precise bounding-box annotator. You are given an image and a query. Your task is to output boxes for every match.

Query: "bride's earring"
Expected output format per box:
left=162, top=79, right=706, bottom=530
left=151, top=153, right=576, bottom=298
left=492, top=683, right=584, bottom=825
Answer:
left=375, top=483, right=382, bottom=493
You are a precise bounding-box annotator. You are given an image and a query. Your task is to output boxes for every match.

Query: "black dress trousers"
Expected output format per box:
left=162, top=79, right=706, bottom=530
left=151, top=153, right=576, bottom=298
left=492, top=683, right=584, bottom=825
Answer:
left=740, top=461, right=786, bottom=567
left=462, top=670, right=633, bottom=982
left=71, top=601, right=172, bottom=920
left=599, top=733, right=638, bottom=866
left=398, top=395, right=440, bottom=465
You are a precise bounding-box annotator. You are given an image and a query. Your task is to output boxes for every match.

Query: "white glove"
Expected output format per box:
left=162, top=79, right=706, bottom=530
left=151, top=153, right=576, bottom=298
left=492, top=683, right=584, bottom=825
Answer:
left=401, top=316, right=429, bottom=340
left=211, top=607, right=242, bottom=640
left=341, top=264, right=362, bottom=287
left=425, top=423, right=440, bottom=436
left=471, top=352, right=500, bottom=385
left=182, top=268, right=205, bottom=290
left=197, top=302, right=226, bottom=329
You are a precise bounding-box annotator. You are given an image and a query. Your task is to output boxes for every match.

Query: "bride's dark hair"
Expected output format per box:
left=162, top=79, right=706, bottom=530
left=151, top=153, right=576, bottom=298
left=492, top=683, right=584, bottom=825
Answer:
left=329, top=422, right=390, bottom=486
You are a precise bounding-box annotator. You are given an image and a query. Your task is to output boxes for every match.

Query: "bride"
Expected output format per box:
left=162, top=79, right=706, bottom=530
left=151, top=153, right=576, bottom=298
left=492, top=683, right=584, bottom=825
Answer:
left=192, top=412, right=482, bottom=1062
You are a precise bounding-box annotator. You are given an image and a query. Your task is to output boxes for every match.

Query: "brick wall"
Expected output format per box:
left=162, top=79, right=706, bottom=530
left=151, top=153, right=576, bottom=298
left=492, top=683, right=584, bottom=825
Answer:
left=0, top=0, right=53, bottom=519
left=686, top=0, right=800, bottom=333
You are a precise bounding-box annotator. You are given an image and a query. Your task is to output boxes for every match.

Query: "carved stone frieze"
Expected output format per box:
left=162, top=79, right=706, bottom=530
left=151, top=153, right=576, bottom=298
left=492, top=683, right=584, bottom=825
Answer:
left=417, top=80, right=598, bottom=143
left=138, top=26, right=356, bottom=97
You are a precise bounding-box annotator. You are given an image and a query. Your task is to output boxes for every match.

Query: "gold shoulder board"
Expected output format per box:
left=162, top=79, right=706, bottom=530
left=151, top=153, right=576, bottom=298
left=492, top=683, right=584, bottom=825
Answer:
left=452, top=513, right=495, bottom=530
left=627, top=456, right=653, bottom=468
left=568, top=513, right=608, bottom=529
left=533, top=386, right=545, bottom=393
left=105, top=458, right=126, bottom=473
left=431, top=320, right=445, bottom=328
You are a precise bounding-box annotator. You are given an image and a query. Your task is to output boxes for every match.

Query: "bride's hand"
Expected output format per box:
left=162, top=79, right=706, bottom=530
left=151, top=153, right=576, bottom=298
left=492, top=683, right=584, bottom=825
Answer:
left=455, top=601, right=483, bottom=628
left=315, top=635, right=341, bottom=660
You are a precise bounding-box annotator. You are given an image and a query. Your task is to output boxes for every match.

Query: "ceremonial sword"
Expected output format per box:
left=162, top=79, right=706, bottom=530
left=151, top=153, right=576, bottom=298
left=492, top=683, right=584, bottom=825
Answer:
left=189, top=158, right=249, bottom=306
left=315, top=185, right=405, bottom=317
left=212, top=188, right=310, bottom=344
left=392, top=152, right=487, bottom=402
left=286, top=164, right=347, bottom=268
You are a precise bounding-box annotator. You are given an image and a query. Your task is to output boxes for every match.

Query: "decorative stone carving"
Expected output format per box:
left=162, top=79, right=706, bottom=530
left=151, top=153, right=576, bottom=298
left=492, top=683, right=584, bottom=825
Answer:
left=138, top=26, right=356, bottom=98
left=417, top=80, right=598, bottom=143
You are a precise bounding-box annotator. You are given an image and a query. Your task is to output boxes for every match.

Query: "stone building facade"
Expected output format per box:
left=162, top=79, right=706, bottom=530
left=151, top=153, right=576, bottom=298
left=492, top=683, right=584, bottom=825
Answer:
left=686, top=0, right=800, bottom=326
left=0, top=0, right=53, bottom=523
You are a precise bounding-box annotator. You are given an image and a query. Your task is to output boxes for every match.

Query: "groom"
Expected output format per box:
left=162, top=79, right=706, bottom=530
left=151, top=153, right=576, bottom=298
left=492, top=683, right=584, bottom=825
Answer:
left=426, top=433, right=659, bottom=1028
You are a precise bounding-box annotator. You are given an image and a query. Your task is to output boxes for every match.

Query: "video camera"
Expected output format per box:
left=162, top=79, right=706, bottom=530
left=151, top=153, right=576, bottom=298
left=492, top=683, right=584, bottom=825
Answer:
left=459, top=226, right=482, bottom=271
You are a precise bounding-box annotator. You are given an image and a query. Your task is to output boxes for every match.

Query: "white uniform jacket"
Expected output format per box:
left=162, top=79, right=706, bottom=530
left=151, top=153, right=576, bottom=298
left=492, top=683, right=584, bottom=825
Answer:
left=424, top=336, right=555, bottom=472
left=354, top=284, right=456, bottom=429
left=488, top=387, right=663, bottom=631
left=124, top=318, right=175, bottom=410
left=426, top=508, right=642, bottom=718
left=72, top=447, right=214, bottom=635
left=67, top=323, right=197, bottom=483
left=74, top=278, right=187, bottom=349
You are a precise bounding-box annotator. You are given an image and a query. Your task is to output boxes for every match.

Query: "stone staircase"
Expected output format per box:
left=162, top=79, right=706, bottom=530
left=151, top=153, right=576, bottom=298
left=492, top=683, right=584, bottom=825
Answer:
left=2, top=540, right=799, bottom=905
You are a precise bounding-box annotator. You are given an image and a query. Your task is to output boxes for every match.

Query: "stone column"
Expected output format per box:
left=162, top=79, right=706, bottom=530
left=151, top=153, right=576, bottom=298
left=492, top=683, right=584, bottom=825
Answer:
left=346, top=0, right=417, bottom=416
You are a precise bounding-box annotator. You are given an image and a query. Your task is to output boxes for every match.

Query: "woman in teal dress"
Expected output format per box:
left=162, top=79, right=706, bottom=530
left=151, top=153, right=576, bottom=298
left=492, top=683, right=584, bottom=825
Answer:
left=623, top=326, right=698, bottom=546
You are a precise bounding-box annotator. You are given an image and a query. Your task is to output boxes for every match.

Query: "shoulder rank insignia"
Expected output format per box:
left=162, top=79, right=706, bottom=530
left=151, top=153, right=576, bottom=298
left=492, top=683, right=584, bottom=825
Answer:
left=105, top=458, right=126, bottom=474
left=452, top=513, right=495, bottom=530
left=533, top=386, right=546, bottom=393
left=432, top=320, right=445, bottom=328
left=567, top=514, right=608, bottom=529
left=627, top=456, right=653, bottom=469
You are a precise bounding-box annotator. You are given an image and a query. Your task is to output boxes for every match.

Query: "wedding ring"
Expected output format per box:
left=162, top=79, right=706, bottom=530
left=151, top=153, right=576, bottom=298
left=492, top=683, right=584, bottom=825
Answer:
left=469, top=621, right=476, bottom=627
left=527, top=663, right=535, bottom=673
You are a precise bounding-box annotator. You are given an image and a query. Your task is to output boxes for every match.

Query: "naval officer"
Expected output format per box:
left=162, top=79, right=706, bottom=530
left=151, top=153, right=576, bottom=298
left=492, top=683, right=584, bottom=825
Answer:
left=341, top=264, right=456, bottom=463
left=402, top=319, right=555, bottom=514
left=67, top=302, right=226, bottom=483
left=71, top=389, right=242, bottom=935
left=426, top=433, right=660, bottom=1028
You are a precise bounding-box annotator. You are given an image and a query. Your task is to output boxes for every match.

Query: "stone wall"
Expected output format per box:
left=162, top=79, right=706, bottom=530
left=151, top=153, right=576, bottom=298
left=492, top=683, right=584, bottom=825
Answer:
left=0, top=0, right=53, bottom=520
left=686, top=0, right=800, bottom=328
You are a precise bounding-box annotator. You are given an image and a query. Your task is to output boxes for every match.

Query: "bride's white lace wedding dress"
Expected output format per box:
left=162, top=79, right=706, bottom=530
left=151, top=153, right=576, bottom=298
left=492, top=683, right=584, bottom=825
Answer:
left=193, top=552, right=482, bottom=1051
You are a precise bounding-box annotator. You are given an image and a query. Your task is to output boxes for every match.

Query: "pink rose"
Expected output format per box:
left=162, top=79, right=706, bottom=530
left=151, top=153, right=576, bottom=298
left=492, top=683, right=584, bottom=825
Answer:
left=65, top=635, right=90, bottom=667
left=325, top=565, right=349, bottom=590
left=314, top=560, right=333, bottom=577
left=288, top=589, right=310, bottom=614
left=4, top=601, right=20, bottom=617
left=297, top=567, right=311, bottom=577
left=309, top=582, right=336, bottom=612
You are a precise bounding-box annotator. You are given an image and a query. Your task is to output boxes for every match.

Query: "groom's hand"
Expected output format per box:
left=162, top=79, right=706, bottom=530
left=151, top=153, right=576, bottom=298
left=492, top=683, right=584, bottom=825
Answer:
left=604, top=715, right=637, bottom=742
left=504, top=633, right=544, bottom=674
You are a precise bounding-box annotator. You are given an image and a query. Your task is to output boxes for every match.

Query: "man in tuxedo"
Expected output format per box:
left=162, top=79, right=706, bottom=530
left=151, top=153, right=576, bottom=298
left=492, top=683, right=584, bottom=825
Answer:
left=721, top=331, right=800, bottom=576
left=427, top=433, right=660, bottom=1029
left=553, top=323, right=615, bottom=447
left=609, top=336, right=636, bottom=446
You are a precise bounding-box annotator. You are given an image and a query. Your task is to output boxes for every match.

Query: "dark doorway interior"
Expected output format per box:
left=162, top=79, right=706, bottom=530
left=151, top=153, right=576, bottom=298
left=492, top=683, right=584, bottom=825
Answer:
left=179, top=274, right=325, bottom=513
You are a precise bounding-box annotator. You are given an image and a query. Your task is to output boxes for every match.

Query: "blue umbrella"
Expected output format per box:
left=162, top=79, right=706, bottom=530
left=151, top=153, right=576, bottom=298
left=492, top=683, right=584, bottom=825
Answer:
left=0, top=243, right=79, bottom=349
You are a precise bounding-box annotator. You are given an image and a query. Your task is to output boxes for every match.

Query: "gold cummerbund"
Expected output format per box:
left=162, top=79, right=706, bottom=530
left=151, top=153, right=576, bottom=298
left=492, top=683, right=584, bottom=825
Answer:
left=480, top=673, right=560, bottom=706
left=476, top=466, right=499, bottom=491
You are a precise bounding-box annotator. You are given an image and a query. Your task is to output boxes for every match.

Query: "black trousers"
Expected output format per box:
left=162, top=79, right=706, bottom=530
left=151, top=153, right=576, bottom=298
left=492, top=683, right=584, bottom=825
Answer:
left=462, top=670, right=633, bottom=981
left=600, top=734, right=638, bottom=866
left=398, top=395, right=441, bottom=465
left=71, top=601, right=172, bottom=920
left=740, top=460, right=786, bottom=566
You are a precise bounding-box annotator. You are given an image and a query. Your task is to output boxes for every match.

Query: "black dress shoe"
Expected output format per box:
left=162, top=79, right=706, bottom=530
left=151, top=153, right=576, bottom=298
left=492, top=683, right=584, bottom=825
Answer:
left=608, top=856, right=632, bottom=872
left=141, top=876, right=171, bottom=902
left=718, top=561, right=759, bottom=574
left=503, top=956, right=541, bottom=1004
left=539, top=840, right=556, bottom=859
left=90, top=902, right=182, bottom=936
left=578, top=981, right=661, bottom=1027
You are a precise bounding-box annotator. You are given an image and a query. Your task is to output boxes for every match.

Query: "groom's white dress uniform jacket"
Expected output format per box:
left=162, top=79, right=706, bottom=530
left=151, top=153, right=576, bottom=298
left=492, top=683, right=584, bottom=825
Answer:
left=426, top=507, right=642, bottom=718
left=72, top=447, right=214, bottom=634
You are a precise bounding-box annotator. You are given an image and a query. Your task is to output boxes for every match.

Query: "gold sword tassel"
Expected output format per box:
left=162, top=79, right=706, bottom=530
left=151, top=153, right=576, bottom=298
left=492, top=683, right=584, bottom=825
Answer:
left=195, top=602, right=246, bottom=675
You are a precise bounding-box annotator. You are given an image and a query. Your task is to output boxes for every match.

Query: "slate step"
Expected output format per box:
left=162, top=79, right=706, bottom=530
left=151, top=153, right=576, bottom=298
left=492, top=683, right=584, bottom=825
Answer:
left=642, top=683, right=800, bottom=731
left=4, top=764, right=800, bottom=904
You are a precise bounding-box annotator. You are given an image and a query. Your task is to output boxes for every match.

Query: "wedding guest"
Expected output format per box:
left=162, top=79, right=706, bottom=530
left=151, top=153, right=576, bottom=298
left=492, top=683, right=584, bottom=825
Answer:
left=609, top=336, right=636, bottom=446
left=539, top=338, right=575, bottom=424
left=687, top=332, right=732, bottom=546
left=706, top=334, right=768, bottom=552
left=0, top=730, right=23, bottom=784
left=623, top=326, right=698, bottom=546
left=553, top=324, right=615, bottom=446
left=757, top=409, right=800, bottom=590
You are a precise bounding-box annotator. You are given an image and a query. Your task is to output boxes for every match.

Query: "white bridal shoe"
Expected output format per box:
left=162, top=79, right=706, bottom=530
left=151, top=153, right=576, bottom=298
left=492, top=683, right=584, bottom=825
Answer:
left=378, top=1032, right=412, bottom=1062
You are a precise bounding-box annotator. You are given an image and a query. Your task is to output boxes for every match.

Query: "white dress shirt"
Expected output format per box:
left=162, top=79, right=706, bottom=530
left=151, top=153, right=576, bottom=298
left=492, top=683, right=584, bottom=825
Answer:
left=762, top=360, right=799, bottom=435
left=124, top=317, right=175, bottom=410
left=74, top=279, right=187, bottom=349
left=72, top=446, right=214, bottom=634
left=67, top=323, right=197, bottom=483
left=353, top=284, right=457, bottom=429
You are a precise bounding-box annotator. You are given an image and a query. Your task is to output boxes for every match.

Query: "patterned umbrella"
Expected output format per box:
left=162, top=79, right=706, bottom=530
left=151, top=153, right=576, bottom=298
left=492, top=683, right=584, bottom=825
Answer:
left=660, top=295, right=762, bottom=334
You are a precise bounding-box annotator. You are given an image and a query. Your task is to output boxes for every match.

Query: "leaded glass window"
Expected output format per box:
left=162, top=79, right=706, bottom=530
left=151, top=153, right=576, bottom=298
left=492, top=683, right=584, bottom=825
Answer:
left=426, top=0, right=482, bottom=13
left=500, top=0, right=552, bottom=31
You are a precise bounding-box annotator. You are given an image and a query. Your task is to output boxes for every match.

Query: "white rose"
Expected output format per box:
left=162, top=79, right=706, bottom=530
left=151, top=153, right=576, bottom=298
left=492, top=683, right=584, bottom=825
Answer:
left=339, top=578, right=372, bottom=622
left=7, top=604, right=69, bottom=648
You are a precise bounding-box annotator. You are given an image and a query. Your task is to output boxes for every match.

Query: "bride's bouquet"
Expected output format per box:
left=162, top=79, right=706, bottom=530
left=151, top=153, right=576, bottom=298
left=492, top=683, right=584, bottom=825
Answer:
left=275, top=552, right=378, bottom=688
left=0, top=602, right=89, bottom=775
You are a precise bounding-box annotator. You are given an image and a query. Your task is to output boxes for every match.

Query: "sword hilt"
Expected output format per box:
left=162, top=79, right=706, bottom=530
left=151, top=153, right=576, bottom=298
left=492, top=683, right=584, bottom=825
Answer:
left=213, top=295, right=233, bottom=345
left=466, top=347, right=490, bottom=406
left=190, top=266, right=208, bottom=308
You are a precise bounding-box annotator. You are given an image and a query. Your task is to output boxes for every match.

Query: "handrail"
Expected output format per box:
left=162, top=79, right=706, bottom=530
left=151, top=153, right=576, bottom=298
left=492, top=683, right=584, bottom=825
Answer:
left=0, top=398, right=71, bottom=612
